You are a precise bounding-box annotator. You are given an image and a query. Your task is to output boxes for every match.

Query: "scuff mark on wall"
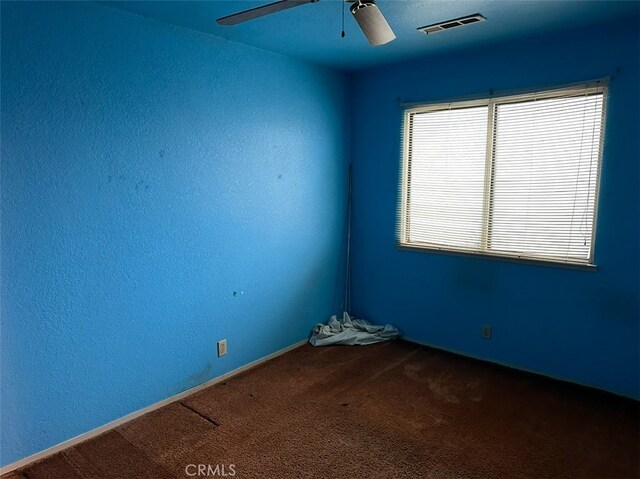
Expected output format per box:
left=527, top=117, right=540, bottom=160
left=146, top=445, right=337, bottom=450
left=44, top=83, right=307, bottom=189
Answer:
left=171, top=363, right=212, bottom=395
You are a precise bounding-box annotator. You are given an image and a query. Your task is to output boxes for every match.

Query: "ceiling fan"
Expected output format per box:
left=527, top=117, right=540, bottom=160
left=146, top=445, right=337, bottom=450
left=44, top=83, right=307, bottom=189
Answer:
left=216, top=0, right=396, bottom=46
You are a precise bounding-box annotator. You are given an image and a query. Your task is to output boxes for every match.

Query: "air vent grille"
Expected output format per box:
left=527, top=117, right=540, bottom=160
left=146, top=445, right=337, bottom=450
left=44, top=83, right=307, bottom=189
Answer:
left=417, top=14, right=486, bottom=35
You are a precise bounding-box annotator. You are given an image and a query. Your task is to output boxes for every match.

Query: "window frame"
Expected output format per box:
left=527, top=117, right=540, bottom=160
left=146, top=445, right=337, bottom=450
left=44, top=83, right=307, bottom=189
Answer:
left=398, top=82, right=608, bottom=269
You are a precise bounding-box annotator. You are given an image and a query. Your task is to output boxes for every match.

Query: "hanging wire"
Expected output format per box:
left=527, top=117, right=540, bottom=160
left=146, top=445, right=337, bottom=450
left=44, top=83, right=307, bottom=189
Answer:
left=567, top=85, right=590, bottom=256
left=341, top=0, right=346, bottom=38
left=345, top=164, right=353, bottom=313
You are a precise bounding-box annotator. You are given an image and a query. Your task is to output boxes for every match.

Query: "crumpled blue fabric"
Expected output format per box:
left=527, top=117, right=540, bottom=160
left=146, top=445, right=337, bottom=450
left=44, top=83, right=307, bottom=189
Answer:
left=309, top=312, right=401, bottom=346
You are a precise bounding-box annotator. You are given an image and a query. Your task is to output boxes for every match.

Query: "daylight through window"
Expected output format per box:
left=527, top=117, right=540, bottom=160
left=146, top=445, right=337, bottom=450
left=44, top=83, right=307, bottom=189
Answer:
left=399, top=83, right=606, bottom=266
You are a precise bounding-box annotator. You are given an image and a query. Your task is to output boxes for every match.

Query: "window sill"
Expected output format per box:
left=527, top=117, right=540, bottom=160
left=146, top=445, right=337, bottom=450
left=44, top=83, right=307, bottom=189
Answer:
left=397, top=242, right=598, bottom=271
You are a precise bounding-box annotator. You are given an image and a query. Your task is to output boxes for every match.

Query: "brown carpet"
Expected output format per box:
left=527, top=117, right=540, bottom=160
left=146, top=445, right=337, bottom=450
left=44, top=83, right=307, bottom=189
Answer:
left=4, top=340, right=639, bottom=479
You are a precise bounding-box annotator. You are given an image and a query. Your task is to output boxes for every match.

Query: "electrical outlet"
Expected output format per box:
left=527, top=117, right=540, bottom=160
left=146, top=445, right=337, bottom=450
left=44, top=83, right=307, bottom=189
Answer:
left=217, top=339, right=227, bottom=357
left=481, top=324, right=492, bottom=340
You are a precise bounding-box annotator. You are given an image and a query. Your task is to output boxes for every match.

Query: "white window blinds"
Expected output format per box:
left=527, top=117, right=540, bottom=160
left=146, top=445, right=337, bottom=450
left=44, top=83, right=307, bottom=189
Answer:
left=400, top=83, right=606, bottom=266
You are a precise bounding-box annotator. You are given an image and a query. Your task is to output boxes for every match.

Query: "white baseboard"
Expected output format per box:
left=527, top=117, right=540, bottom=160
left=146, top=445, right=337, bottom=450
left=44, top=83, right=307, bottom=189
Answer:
left=0, top=339, right=308, bottom=475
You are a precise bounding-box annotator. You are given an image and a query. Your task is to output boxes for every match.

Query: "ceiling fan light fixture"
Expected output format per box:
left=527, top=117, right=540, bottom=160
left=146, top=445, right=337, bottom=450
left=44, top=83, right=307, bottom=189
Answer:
left=349, top=0, right=396, bottom=46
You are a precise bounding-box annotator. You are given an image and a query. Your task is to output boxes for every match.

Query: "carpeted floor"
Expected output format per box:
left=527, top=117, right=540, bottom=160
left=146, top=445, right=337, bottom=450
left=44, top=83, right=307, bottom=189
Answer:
left=4, top=340, right=639, bottom=478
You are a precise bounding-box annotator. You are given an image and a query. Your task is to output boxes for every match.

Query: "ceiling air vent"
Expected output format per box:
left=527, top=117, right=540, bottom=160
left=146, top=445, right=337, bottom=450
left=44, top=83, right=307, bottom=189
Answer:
left=417, top=14, right=486, bottom=35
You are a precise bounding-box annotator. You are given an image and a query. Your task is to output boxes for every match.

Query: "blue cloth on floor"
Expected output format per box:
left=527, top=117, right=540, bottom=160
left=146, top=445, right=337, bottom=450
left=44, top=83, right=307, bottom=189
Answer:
left=309, top=312, right=401, bottom=346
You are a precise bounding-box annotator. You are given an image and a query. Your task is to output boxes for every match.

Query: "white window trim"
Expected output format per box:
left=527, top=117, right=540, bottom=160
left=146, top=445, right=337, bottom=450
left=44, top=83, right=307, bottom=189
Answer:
left=398, top=81, right=608, bottom=270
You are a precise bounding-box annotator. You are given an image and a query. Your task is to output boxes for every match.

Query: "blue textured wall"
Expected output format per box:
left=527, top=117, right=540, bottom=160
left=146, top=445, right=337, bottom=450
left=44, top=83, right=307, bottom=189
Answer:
left=0, top=2, right=348, bottom=466
left=350, top=21, right=640, bottom=399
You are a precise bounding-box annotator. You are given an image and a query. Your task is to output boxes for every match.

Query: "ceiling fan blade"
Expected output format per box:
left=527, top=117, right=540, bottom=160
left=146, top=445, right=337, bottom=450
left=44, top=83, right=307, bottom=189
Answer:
left=217, top=0, right=317, bottom=26
left=350, top=1, right=396, bottom=46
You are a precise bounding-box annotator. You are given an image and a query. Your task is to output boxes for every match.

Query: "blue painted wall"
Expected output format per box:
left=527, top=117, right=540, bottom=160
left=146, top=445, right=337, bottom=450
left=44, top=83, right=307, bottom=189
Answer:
left=349, top=20, right=640, bottom=399
left=0, top=2, right=349, bottom=466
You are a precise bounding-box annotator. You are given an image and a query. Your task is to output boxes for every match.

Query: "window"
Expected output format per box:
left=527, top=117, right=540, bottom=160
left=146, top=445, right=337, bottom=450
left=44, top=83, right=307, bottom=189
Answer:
left=399, top=83, right=606, bottom=266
